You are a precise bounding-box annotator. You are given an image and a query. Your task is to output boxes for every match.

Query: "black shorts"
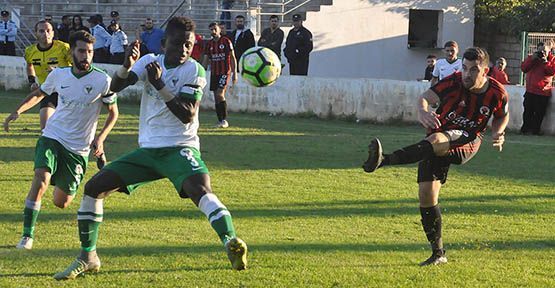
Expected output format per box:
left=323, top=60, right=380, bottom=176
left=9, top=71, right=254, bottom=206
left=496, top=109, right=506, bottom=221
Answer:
left=417, top=130, right=481, bottom=184
left=39, top=92, right=58, bottom=109
left=210, top=74, right=229, bottom=92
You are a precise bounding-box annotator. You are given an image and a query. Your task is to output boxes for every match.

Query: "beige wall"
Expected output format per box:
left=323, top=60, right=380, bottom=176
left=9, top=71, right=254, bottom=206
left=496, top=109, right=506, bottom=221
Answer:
left=1, top=56, right=553, bottom=134
left=280, top=0, right=475, bottom=80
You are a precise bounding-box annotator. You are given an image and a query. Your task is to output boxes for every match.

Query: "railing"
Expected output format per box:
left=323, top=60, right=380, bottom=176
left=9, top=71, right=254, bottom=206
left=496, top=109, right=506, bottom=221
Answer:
left=2, top=0, right=34, bottom=55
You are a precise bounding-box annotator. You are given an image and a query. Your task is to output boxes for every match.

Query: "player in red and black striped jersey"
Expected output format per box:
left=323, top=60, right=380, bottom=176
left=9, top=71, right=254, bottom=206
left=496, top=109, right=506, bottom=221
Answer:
left=202, top=22, right=237, bottom=128
left=362, top=47, right=509, bottom=266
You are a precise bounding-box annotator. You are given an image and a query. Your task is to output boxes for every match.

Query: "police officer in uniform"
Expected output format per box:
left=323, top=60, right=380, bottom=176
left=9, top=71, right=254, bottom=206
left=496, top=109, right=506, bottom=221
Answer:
left=0, top=10, right=17, bottom=56
left=284, top=13, right=313, bottom=75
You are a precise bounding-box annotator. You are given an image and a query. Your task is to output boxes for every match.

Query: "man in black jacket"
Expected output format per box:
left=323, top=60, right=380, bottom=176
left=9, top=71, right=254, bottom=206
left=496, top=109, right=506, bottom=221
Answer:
left=230, top=15, right=255, bottom=64
left=258, top=15, right=284, bottom=61
left=284, top=14, right=313, bottom=76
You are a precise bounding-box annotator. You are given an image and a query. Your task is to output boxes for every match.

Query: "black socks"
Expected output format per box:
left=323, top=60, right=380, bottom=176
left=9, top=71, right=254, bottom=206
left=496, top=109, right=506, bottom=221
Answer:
left=382, top=140, right=434, bottom=166
left=420, top=205, right=444, bottom=254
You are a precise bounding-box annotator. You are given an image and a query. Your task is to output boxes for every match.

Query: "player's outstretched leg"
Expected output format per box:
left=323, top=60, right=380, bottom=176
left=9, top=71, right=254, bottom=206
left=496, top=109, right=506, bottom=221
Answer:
left=363, top=138, right=436, bottom=173
left=184, top=174, right=247, bottom=270
left=54, top=194, right=105, bottom=280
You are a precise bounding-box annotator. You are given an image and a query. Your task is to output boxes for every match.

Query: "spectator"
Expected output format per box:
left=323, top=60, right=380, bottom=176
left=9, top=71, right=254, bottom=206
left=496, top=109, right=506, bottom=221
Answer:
left=70, top=15, right=90, bottom=34
left=109, top=21, right=128, bottom=64
left=284, top=13, right=313, bottom=76
left=220, top=0, right=234, bottom=30
left=520, top=41, right=555, bottom=135
left=109, top=11, right=120, bottom=35
left=140, top=18, right=164, bottom=55
left=489, top=57, right=510, bottom=84
left=0, top=10, right=17, bottom=56
left=191, top=31, right=204, bottom=62
left=57, top=15, right=72, bottom=43
left=88, top=15, right=111, bottom=63
left=258, top=15, right=284, bottom=61
left=420, top=55, right=436, bottom=81
left=431, top=41, right=462, bottom=86
left=230, top=15, right=255, bottom=64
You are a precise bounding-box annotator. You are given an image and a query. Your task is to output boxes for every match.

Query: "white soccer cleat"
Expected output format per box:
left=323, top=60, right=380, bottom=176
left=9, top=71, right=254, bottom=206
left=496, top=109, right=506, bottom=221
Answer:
left=216, top=120, right=229, bottom=128
left=53, top=258, right=101, bottom=280
left=16, top=236, right=33, bottom=250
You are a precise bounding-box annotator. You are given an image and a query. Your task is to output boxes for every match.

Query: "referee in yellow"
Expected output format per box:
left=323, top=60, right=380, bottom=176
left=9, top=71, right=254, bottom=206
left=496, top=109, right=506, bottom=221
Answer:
left=25, top=20, right=72, bottom=130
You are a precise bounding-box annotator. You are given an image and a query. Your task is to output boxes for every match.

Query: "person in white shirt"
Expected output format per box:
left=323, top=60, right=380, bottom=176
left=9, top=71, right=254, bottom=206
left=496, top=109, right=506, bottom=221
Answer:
left=53, top=16, right=248, bottom=281
left=88, top=15, right=111, bottom=63
left=108, top=20, right=128, bottom=64
left=4, top=31, right=119, bottom=251
left=431, top=40, right=462, bottom=86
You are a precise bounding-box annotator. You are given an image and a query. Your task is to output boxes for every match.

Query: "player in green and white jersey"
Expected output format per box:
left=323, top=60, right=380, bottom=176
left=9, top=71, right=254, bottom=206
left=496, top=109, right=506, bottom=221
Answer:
left=4, top=31, right=119, bottom=250
left=53, top=17, right=247, bottom=281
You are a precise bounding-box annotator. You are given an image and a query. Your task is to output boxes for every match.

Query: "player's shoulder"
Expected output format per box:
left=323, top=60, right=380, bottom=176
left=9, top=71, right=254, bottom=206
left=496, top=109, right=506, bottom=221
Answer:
left=487, top=77, right=508, bottom=98
left=90, top=66, right=112, bottom=80
left=24, top=44, right=37, bottom=55
left=53, top=40, right=70, bottom=50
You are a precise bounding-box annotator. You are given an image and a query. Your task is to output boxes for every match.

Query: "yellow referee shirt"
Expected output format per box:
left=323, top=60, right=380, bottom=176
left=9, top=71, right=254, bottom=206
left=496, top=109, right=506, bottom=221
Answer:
left=25, top=40, right=72, bottom=84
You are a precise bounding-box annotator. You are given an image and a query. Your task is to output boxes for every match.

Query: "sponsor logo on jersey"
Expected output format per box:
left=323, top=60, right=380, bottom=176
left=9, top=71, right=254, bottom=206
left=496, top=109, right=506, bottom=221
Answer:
left=479, top=106, right=490, bottom=116
left=84, top=85, right=93, bottom=94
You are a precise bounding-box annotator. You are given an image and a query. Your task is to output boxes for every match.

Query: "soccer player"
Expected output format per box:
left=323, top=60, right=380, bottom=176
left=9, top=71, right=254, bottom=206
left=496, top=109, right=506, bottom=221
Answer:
left=53, top=17, right=247, bottom=281
left=202, top=22, right=237, bottom=128
left=430, top=41, right=462, bottom=86
left=25, top=20, right=72, bottom=130
left=4, top=31, right=119, bottom=250
left=362, top=47, right=509, bottom=266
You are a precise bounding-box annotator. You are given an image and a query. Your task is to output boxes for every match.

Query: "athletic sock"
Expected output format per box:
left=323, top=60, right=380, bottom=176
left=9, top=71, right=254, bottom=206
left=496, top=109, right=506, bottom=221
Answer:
left=215, top=101, right=228, bottom=122
left=22, top=199, right=41, bottom=238
left=77, top=195, right=104, bottom=252
left=198, top=193, right=236, bottom=245
left=382, top=140, right=434, bottom=166
left=215, top=103, right=223, bottom=122
left=420, top=205, right=444, bottom=254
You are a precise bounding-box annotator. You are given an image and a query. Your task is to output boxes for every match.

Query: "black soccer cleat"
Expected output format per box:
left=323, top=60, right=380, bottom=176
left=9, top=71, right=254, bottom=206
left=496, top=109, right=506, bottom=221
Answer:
left=96, top=153, right=107, bottom=170
left=362, top=138, right=384, bottom=173
left=419, top=250, right=448, bottom=266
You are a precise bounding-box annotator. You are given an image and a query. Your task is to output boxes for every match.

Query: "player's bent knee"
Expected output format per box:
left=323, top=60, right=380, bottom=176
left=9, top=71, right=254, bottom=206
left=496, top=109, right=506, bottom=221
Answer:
left=84, top=170, right=125, bottom=198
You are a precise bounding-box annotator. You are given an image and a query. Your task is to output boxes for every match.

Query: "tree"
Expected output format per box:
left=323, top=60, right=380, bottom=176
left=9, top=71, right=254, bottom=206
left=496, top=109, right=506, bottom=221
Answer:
left=475, top=0, right=555, bottom=34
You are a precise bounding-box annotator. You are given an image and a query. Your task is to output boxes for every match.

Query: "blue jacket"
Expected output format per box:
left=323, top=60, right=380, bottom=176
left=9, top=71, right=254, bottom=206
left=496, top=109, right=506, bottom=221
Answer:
left=0, top=20, right=17, bottom=42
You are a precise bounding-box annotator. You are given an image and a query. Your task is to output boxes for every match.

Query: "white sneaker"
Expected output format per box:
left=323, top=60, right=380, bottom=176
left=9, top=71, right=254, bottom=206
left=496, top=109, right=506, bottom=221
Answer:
left=217, top=120, right=229, bottom=128
left=16, top=236, right=33, bottom=249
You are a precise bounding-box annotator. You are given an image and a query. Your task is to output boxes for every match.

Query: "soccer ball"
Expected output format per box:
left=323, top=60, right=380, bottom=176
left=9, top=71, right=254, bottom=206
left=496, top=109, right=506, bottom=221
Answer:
left=239, top=47, right=281, bottom=87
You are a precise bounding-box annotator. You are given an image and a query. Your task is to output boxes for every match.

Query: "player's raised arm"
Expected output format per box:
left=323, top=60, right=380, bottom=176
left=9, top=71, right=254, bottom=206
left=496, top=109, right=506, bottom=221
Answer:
left=111, top=40, right=141, bottom=92
left=4, top=88, right=46, bottom=132
left=145, top=61, right=199, bottom=124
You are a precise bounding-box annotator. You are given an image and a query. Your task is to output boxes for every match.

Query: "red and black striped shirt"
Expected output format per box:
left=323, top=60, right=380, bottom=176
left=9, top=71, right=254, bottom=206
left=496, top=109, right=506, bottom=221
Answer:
left=430, top=72, right=509, bottom=136
left=205, top=36, right=233, bottom=76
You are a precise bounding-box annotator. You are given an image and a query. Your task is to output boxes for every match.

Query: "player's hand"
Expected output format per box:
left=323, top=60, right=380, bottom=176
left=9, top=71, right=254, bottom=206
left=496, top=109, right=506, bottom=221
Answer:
left=418, top=110, right=441, bottom=129
left=146, top=61, right=165, bottom=90
left=29, top=82, right=39, bottom=91
left=492, top=131, right=505, bottom=152
left=91, top=138, right=105, bottom=158
left=123, top=40, right=141, bottom=69
left=3, top=112, right=19, bottom=132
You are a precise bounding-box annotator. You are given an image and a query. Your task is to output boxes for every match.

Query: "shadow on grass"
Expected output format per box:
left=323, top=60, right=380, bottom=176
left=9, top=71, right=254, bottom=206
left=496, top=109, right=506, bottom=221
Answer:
left=0, top=192, right=553, bottom=224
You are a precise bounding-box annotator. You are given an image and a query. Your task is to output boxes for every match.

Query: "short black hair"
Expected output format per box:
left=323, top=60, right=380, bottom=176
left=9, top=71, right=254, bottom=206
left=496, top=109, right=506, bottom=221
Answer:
left=270, top=15, right=279, bottom=20
left=69, top=30, right=95, bottom=48
left=426, top=54, right=437, bottom=59
left=444, top=40, right=458, bottom=49
left=235, top=15, right=245, bottom=20
left=463, top=47, right=490, bottom=67
left=165, top=16, right=195, bottom=35
left=62, top=15, right=71, bottom=21
left=209, top=22, right=219, bottom=28
left=34, top=20, right=53, bottom=31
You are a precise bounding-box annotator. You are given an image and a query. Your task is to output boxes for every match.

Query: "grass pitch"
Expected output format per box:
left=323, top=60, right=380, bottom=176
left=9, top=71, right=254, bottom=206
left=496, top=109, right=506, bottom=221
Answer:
left=0, top=91, right=554, bottom=287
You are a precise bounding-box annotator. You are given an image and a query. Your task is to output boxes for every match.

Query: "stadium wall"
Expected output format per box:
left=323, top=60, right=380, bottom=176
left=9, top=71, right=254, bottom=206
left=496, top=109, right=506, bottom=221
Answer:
left=1, top=55, right=553, bottom=134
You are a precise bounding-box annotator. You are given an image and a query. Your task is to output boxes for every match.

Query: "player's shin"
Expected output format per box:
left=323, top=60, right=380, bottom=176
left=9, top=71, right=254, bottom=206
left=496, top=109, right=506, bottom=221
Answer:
left=198, top=193, right=236, bottom=244
left=22, top=199, right=41, bottom=238
left=382, top=140, right=434, bottom=166
left=77, top=195, right=104, bottom=253
left=420, top=205, right=444, bottom=254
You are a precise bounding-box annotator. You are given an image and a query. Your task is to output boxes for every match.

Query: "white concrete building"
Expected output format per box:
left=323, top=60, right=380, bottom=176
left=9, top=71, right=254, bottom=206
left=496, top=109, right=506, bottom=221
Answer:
left=283, top=0, right=475, bottom=81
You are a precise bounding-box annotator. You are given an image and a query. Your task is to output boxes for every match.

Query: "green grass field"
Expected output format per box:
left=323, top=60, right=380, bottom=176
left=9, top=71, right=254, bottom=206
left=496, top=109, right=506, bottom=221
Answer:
left=0, top=90, right=554, bottom=287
